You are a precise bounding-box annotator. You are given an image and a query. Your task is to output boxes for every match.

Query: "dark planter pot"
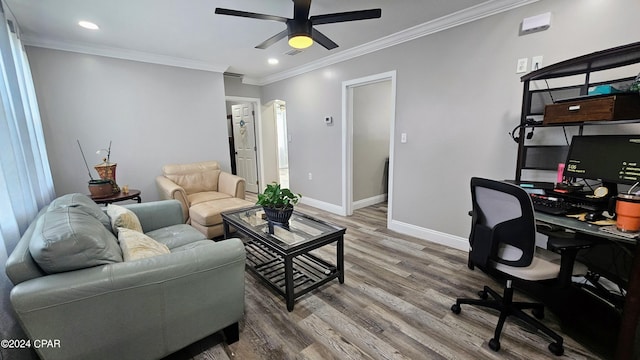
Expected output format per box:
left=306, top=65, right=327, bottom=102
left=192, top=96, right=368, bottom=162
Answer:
left=88, top=179, right=113, bottom=198
left=262, top=206, right=294, bottom=226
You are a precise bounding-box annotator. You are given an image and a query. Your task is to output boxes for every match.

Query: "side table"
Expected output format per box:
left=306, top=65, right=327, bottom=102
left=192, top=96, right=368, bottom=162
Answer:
left=91, top=189, right=142, bottom=205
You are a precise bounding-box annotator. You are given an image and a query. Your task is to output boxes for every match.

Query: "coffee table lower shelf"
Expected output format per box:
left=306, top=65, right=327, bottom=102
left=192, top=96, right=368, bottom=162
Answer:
left=245, top=240, right=339, bottom=310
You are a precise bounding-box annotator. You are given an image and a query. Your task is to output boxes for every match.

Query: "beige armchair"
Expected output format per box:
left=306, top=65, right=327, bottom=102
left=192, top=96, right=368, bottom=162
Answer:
left=156, top=161, right=253, bottom=238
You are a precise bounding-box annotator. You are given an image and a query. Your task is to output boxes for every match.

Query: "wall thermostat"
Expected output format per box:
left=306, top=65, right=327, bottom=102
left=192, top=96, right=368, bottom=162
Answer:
left=324, top=116, right=333, bottom=125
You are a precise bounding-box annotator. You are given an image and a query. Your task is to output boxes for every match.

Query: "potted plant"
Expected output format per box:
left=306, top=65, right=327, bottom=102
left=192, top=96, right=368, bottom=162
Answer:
left=256, top=182, right=301, bottom=225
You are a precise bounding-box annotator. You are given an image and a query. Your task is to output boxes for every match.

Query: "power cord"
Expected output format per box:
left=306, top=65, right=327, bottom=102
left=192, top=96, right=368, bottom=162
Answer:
left=510, top=118, right=539, bottom=143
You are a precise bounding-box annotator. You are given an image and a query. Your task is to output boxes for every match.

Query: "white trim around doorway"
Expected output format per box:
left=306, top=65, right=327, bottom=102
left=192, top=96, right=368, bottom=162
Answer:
left=341, top=70, right=397, bottom=227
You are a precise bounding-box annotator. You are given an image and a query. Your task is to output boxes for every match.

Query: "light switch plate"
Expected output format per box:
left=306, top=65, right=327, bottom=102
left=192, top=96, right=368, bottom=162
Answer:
left=516, top=58, right=528, bottom=73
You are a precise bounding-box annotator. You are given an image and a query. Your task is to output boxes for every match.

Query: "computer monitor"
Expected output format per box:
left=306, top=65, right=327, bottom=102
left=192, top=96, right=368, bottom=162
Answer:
left=563, top=135, right=640, bottom=189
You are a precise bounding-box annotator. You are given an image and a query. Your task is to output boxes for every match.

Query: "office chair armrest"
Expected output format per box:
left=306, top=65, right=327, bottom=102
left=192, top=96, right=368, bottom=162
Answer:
left=546, top=234, right=595, bottom=252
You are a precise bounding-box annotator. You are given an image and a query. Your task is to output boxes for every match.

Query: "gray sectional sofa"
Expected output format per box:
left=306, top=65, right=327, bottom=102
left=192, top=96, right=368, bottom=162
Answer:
left=5, top=193, right=246, bottom=360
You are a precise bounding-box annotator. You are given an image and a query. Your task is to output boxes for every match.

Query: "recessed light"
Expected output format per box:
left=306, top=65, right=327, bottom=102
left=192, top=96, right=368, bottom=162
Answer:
left=78, top=21, right=99, bottom=30
left=268, top=58, right=279, bottom=65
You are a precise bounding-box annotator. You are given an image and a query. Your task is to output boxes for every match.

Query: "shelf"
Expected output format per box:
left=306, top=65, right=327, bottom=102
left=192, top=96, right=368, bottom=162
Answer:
left=523, top=118, right=640, bottom=128
left=245, top=240, right=337, bottom=298
left=521, top=41, right=640, bottom=81
left=515, top=41, right=640, bottom=182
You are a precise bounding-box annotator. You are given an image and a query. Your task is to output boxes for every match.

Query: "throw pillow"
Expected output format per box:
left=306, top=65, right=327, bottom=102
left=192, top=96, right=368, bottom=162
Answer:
left=118, top=227, right=171, bottom=261
left=107, top=204, right=143, bottom=234
left=30, top=207, right=123, bottom=273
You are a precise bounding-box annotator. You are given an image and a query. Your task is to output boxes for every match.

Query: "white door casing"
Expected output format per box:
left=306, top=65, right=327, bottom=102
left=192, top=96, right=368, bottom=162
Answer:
left=342, top=71, right=397, bottom=225
left=232, top=103, right=259, bottom=193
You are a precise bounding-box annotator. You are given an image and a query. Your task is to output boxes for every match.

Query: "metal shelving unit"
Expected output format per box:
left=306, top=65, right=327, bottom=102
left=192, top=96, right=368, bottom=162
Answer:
left=515, top=42, right=640, bottom=182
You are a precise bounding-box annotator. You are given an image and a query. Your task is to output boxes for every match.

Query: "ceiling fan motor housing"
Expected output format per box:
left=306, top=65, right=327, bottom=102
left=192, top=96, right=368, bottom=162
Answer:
left=287, top=20, right=312, bottom=39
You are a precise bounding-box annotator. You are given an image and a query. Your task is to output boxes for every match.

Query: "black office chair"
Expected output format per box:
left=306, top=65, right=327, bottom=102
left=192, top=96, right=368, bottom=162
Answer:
left=451, top=177, right=564, bottom=356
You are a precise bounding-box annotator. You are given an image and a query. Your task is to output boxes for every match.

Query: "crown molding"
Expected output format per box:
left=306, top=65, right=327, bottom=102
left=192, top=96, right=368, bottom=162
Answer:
left=20, top=0, right=537, bottom=84
left=21, top=36, right=229, bottom=73
left=251, top=0, right=539, bottom=86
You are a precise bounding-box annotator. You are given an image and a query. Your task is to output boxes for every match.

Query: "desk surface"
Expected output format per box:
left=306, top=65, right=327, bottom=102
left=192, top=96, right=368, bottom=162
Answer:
left=535, top=211, right=638, bottom=245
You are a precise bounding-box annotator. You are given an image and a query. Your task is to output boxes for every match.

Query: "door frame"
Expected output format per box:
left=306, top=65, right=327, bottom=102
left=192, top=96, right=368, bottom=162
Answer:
left=341, top=71, right=397, bottom=225
left=226, top=96, right=264, bottom=192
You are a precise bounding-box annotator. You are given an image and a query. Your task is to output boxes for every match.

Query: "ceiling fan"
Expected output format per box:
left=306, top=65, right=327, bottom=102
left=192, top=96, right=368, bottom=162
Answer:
left=215, top=0, right=381, bottom=50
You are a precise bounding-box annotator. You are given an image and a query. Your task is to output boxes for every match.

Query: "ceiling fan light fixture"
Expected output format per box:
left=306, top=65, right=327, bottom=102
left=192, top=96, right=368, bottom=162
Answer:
left=287, top=20, right=313, bottom=49
left=288, top=35, right=313, bottom=49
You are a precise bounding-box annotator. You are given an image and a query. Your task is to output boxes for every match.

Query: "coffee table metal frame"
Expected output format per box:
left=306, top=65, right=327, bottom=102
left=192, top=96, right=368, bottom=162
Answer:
left=222, top=206, right=345, bottom=311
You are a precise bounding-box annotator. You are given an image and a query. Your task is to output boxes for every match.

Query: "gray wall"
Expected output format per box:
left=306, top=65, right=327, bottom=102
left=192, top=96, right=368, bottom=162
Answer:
left=24, top=0, right=640, bottom=247
left=260, top=0, right=640, bottom=242
left=27, top=47, right=230, bottom=201
left=353, top=81, right=391, bottom=202
left=223, top=75, right=261, bottom=99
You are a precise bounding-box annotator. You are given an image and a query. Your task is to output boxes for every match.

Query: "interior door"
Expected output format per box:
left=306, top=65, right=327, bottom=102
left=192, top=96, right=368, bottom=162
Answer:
left=232, top=103, right=259, bottom=193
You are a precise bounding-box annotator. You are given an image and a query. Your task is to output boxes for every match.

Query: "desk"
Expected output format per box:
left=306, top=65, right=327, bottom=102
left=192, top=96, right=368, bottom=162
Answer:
left=536, top=212, right=639, bottom=360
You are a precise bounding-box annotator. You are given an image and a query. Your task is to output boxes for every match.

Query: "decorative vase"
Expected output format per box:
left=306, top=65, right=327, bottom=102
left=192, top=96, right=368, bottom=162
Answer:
left=94, top=162, right=119, bottom=193
left=262, top=206, right=294, bottom=226
left=88, top=179, right=113, bottom=198
left=94, top=162, right=117, bottom=182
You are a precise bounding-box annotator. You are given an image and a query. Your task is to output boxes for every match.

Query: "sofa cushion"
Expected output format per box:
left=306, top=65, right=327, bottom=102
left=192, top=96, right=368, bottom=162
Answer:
left=165, top=170, right=220, bottom=195
left=190, top=198, right=253, bottom=226
left=117, top=227, right=170, bottom=261
left=29, top=207, right=122, bottom=273
left=145, top=224, right=208, bottom=249
left=188, top=191, right=231, bottom=206
left=107, top=204, right=143, bottom=234
left=47, top=193, right=111, bottom=231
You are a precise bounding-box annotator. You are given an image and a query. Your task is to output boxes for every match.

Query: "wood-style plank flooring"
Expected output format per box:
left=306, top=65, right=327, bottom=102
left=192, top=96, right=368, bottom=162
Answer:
left=167, top=199, right=608, bottom=360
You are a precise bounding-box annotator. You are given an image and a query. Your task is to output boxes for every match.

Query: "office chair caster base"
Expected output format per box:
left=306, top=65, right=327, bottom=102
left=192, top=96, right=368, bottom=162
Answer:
left=548, top=342, right=564, bottom=356
left=532, top=308, right=544, bottom=319
left=478, top=290, right=488, bottom=300
left=450, top=304, right=461, bottom=314
left=489, top=338, right=500, bottom=352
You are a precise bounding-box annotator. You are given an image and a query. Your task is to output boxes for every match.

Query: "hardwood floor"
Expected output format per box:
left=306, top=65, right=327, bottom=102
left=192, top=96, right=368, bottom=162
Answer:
left=169, top=200, right=607, bottom=360
left=0, top=199, right=608, bottom=360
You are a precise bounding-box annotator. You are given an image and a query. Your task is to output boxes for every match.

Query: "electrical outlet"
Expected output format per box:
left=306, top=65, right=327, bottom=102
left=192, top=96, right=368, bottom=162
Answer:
left=308, top=172, right=312, bottom=180
left=532, top=55, right=543, bottom=71
left=516, top=58, right=528, bottom=73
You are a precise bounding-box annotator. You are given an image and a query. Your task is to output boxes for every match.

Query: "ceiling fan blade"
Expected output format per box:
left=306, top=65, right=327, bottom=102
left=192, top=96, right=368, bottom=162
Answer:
left=215, top=8, right=288, bottom=23
left=310, top=9, right=382, bottom=25
left=255, top=30, right=288, bottom=49
left=312, top=29, right=338, bottom=50
left=293, top=0, right=311, bottom=20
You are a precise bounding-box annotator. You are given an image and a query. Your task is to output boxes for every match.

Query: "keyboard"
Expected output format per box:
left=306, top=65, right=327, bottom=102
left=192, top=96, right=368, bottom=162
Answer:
left=530, top=194, right=575, bottom=215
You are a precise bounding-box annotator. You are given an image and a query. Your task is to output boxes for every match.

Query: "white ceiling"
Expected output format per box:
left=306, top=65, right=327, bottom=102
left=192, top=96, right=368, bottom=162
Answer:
left=3, top=0, right=535, bottom=84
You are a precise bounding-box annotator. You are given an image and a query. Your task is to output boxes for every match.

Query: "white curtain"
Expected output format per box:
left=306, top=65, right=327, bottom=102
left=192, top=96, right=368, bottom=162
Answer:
left=0, top=6, right=55, bottom=258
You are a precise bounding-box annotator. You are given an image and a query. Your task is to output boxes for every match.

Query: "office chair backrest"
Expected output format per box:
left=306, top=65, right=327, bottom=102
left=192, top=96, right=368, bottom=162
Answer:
left=469, top=177, right=536, bottom=269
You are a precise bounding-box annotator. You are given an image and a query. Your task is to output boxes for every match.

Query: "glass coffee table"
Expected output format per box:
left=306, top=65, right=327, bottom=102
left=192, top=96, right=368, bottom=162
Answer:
left=222, top=206, right=346, bottom=311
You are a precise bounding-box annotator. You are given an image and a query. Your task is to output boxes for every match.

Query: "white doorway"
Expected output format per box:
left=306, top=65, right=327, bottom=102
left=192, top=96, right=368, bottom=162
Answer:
left=231, top=103, right=259, bottom=193
left=262, top=100, right=290, bottom=188
left=275, top=102, right=290, bottom=188
left=342, top=71, right=397, bottom=224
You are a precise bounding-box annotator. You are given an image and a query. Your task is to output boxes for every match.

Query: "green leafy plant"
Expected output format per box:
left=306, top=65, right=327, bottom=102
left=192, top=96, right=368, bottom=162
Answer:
left=256, top=182, right=301, bottom=209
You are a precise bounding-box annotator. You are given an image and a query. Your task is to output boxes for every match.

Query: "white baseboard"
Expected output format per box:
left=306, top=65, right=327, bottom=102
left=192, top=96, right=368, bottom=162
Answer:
left=353, top=194, right=387, bottom=210
left=300, top=196, right=467, bottom=252
left=300, top=196, right=346, bottom=216
left=388, top=219, right=468, bottom=251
